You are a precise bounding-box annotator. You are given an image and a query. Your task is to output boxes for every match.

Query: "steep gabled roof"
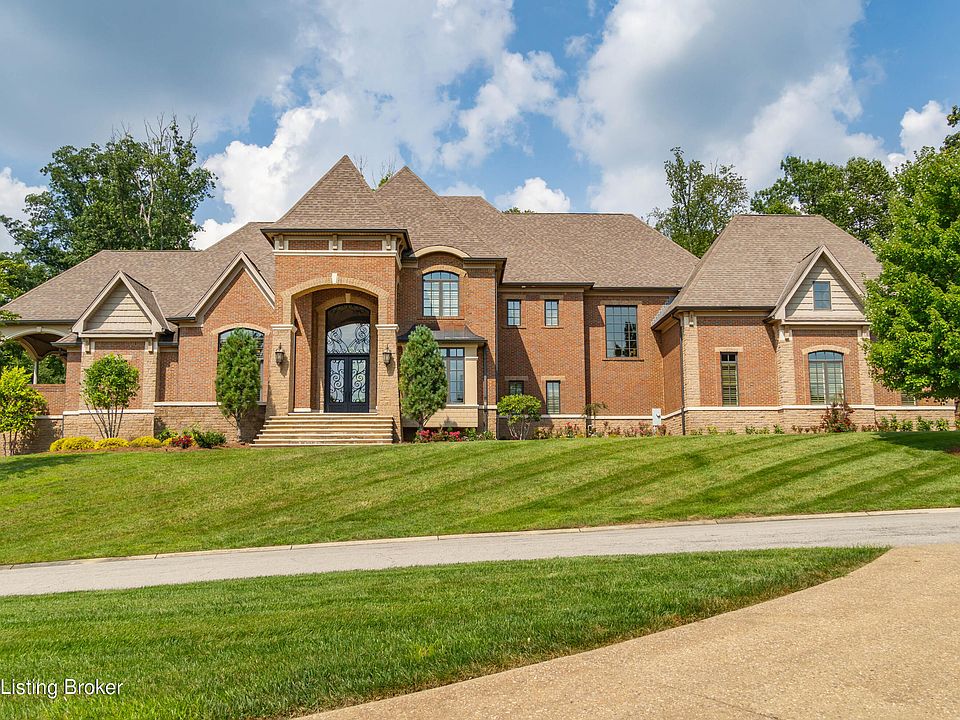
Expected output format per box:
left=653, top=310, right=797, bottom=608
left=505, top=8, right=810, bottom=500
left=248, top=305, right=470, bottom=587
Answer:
left=768, top=245, right=865, bottom=321
left=376, top=168, right=492, bottom=256
left=264, top=155, right=400, bottom=231
left=653, top=214, right=881, bottom=327
left=72, top=270, right=171, bottom=335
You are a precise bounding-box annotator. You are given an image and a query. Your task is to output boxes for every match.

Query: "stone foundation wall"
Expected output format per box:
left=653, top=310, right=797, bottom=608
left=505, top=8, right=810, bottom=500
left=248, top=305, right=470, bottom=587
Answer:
left=62, top=411, right=155, bottom=440
left=154, top=404, right=266, bottom=443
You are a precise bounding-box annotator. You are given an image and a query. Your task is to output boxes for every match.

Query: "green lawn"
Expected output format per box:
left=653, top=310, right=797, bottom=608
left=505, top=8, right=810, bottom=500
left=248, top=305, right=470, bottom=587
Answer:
left=1, top=432, right=957, bottom=564
left=0, top=548, right=882, bottom=720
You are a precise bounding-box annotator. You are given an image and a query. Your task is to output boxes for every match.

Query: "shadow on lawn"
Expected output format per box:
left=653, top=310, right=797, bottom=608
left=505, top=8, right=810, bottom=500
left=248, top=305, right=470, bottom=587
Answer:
left=0, top=452, right=87, bottom=478
left=873, top=431, right=960, bottom=455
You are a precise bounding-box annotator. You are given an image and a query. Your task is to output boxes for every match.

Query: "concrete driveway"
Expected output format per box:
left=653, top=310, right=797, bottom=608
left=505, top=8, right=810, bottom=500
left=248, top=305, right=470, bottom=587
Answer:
left=2, top=507, right=959, bottom=596
left=310, top=544, right=960, bottom=720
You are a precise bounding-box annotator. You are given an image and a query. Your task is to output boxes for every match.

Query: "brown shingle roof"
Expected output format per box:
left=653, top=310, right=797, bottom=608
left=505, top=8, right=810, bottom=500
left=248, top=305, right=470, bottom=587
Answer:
left=375, top=168, right=491, bottom=256
left=661, top=214, right=881, bottom=319
left=265, top=155, right=400, bottom=231
left=497, top=212, right=697, bottom=287
left=2, top=222, right=274, bottom=322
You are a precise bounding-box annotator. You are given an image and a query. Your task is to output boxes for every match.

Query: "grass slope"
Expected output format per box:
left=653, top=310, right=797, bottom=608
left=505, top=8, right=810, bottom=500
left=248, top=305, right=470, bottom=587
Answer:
left=0, top=432, right=957, bottom=564
left=0, top=548, right=882, bottom=720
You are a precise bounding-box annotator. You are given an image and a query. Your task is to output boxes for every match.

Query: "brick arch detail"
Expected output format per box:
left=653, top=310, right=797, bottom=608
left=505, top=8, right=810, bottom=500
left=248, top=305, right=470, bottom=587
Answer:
left=282, top=276, right=390, bottom=325
left=802, top=345, right=848, bottom=355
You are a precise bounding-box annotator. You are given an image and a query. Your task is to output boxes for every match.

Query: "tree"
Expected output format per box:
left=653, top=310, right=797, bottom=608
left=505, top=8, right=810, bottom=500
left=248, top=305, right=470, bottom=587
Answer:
left=864, top=145, right=960, bottom=423
left=497, top=394, right=542, bottom=439
left=0, top=366, right=46, bottom=455
left=1, top=117, right=215, bottom=279
left=81, top=354, right=140, bottom=439
left=651, top=147, right=748, bottom=257
left=944, top=105, right=960, bottom=150
left=751, top=156, right=895, bottom=244
left=399, top=325, right=448, bottom=431
left=215, top=329, right=262, bottom=442
left=503, top=207, right=536, bottom=214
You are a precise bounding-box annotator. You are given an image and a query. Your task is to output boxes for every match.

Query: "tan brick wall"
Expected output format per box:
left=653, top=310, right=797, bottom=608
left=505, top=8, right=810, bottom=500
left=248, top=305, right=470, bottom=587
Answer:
left=2, top=417, right=62, bottom=455
left=659, top=322, right=682, bottom=414
left=63, top=411, right=154, bottom=440
left=696, top=315, right=778, bottom=407
left=155, top=404, right=266, bottom=442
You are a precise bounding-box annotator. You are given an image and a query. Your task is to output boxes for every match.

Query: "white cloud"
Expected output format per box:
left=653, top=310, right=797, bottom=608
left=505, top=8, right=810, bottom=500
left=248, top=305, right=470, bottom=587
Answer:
left=439, top=181, right=487, bottom=197
left=0, top=167, right=44, bottom=252
left=556, top=0, right=878, bottom=213
left=440, top=50, right=562, bottom=167
left=204, top=0, right=515, bottom=233
left=495, top=177, right=571, bottom=212
left=564, top=34, right=591, bottom=59
left=887, top=100, right=951, bottom=166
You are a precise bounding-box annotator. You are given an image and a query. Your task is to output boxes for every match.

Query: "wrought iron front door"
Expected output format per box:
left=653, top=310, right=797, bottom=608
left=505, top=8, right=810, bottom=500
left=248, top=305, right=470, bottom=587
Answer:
left=325, top=355, right=369, bottom=413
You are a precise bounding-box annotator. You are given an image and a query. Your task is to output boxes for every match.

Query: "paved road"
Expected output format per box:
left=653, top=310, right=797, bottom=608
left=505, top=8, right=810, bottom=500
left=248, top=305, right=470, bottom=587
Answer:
left=2, top=508, right=959, bottom=596
left=309, top=544, right=960, bottom=720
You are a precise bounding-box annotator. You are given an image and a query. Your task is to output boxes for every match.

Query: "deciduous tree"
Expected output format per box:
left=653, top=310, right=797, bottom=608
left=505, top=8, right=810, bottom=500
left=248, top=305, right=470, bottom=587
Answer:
left=81, top=354, right=140, bottom=439
left=865, top=145, right=960, bottom=422
left=0, top=366, right=46, bottom=455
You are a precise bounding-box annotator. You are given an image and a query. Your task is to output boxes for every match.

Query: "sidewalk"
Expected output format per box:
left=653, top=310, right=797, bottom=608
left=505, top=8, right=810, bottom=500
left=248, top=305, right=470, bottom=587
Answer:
left=2, top=507, right=959, bottom=595
left=311, top=544, right=960, bottom=720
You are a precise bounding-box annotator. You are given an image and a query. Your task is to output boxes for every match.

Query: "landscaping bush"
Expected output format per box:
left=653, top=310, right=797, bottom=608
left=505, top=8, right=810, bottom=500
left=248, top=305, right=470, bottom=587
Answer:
left=48, top=438, right=64, bottom=452
left=900, top=419, right=914, bottom=432
left=170, top=434, right=194, bottom=449
left=193, top=429, right=227, bottom=449
left=497, top=394, right=542, bottom=439
left=156, top=427, right=176, bottom=443
left=416, top=428, right=465, bottom=443
left=917, top=417, right=933, bottom=432
left=161, top=437, right=175, bottom=447
left=58, top=436, right=95, bottom=451
left=820, top=402, right=854, bottom=433
left=94, top=437, right=129, bottom=450
left=935, top=418, right=951, bottom=431
left=130, top=436, right=162, bottom=448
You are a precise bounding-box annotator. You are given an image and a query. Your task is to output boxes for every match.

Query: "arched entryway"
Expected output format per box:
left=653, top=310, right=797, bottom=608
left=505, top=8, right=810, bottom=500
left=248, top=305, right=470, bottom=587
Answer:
left=324, top=303, right=371, bottom=413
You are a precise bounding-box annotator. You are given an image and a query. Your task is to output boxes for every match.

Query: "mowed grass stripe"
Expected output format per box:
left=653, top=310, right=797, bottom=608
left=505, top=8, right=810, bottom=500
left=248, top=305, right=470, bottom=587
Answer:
left=0, top=548, right=883, bottom=720
left=0, top=433, right=957, bottom=563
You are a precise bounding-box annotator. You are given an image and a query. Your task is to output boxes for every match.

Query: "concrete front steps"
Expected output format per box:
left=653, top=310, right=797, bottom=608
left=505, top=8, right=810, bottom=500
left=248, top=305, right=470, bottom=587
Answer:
left=252, top=413, right=395, bottom=447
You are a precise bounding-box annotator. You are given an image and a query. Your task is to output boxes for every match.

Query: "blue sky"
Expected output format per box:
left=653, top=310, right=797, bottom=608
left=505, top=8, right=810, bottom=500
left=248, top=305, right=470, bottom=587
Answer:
left=0, top=0, right=957, bottom=250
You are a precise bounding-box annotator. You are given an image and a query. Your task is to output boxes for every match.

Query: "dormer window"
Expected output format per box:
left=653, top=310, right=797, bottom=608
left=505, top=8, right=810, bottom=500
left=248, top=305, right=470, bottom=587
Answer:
left=813, top=280, right=831, bottom=310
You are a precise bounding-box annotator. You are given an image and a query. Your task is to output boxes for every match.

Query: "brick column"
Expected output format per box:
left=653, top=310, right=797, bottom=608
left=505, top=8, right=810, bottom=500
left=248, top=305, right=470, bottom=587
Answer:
left=775, top=326, right=797, bottom=405
left=293, top=295, right=314, bottom=411
left=375, top=323, right=401, bottom=439
left=268, top=324, right=296, bottom=416
left=141, top=338, right=158, bottom=408
left=681, top=313, right=701, bottom=406
left=857, top=325, right=875, bottom=409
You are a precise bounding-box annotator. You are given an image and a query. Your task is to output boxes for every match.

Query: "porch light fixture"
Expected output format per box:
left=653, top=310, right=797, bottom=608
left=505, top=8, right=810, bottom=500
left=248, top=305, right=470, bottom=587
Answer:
left=382, top=345, right=393, bottom=366
left=275, top=343, right=285, bottom=366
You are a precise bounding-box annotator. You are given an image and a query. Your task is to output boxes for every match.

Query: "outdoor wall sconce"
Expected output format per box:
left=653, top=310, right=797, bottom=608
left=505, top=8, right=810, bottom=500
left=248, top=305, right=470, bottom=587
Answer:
left=275, top=343, right=285, bottom=366
left=382, top=345, right=394, bottom=366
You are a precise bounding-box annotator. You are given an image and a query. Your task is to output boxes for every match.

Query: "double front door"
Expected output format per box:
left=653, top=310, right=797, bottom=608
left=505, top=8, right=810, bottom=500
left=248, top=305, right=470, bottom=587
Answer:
left=325, top=354, right=369, bottom=413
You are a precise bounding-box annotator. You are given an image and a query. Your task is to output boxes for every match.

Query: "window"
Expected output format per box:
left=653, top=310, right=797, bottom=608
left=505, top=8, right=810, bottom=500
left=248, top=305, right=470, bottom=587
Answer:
left=545, top=380, right=561, bottom=414
left=901, top=393, right=916, bottom=405
left=506, top=299, right=521, bottom=326
left=813, top=280, right=832, bottom=310
left=423, top=271, right=459, bottom=317
left=544, top=299, right=559, bottom=327
left=218, top=328, right=265, bottom=399
left=605, top=305, right=638, bottom=357
left=508, top=380, right=524, bottom=396
left=440, top=347, right=465, bottom=404
left=720, top=352, right=739, bottom=406
left=808, top=350, right=845, bottom=404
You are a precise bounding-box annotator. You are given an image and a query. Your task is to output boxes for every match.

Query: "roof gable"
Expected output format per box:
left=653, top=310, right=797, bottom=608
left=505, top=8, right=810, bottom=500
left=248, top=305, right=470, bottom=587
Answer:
left=73, top=271, right=171, bottom=336
left=376, top=168, right=490, bottom=256
left=189, top=251, right=276, bottom=321
left=772, top=246, right=865, bottom=321
left=266, top=155, right=399, bottom=231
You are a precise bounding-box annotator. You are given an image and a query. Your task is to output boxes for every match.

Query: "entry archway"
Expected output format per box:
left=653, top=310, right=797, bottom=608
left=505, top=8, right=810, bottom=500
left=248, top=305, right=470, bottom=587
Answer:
left=324, top=303, right=371, bottom=413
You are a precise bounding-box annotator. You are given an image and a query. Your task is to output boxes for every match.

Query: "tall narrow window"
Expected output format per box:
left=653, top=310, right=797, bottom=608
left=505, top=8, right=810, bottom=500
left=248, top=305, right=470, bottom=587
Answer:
left=720, top=352, right=739, bottom=406
left=544, top=299, right=559, bottom=327
left=506, top=299, right=521, bottom=326
left=812, top=280, right=832, bottom=310
left=508, top=380, right=524, bottom=395
left=605, top=305, right=638, bottom=357
left=545, top=380, right=561, bottom=414
left=440, top=347, right=465, bottom=404
left=808, top=350, right=845, bottom=404
left=218, top=328, right=265, bottom=400
left=423, top=271, right=459, bottom=317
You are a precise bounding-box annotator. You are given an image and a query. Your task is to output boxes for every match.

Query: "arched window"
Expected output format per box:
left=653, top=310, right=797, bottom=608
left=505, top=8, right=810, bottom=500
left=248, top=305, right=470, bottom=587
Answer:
left=808, top=350, right=844, bottom=404
left=218, top=328, right=265, bottom=398
left=422, top=271, right=459, bottom=317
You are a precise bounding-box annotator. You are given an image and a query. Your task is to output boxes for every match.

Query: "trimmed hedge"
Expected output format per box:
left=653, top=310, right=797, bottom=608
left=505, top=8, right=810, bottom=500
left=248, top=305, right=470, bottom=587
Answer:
left=94, top=438, right=130, bottom=450
left=130, top=436, right=162, bottom=448
left=57, top=437, right=95, bottom=451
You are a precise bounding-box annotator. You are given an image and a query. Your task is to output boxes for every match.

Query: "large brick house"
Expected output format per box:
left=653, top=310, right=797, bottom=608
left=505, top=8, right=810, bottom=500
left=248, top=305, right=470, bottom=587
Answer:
left=1, top=155, right=951, bottom=449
